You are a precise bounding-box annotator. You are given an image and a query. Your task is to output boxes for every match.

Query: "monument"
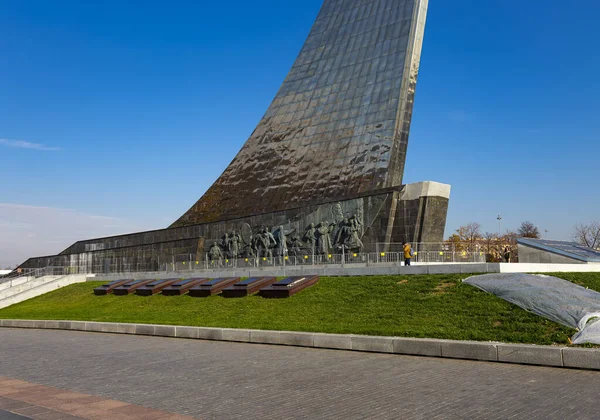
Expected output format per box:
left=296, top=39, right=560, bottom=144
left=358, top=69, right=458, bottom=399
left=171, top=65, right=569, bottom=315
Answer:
left=19, top=0, right=450, bottom=272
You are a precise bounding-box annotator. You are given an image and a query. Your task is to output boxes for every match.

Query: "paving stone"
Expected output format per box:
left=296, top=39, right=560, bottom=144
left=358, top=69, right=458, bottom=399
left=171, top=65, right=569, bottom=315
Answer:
left=4, top=329, right=600, bottom=420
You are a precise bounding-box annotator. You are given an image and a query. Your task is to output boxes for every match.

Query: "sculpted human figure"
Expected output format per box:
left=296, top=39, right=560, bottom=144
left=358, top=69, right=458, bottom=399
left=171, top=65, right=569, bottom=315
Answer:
left=347, top=215, right=364, bottom=251
left=221, top=233, right=230, bottom=257
left=255, top=228, right=269, bottom=258
left=229, top=230, right=242, bottom=259
left=209, top=242, right=223, bottom=261
left=274, top=225, right=296, bottom=257
left=265, top=228, right=277, bottom=258
left=316, top=221, right=334, bottom=255
left=288, top=234, right=304, bottom=257
left=351, top=214, right=362, bottom=234
left=302, top=223, right=317, bottom=255
left=243, top=241, right=256, bottom=259
left=334, top=218, right=352, bottom=248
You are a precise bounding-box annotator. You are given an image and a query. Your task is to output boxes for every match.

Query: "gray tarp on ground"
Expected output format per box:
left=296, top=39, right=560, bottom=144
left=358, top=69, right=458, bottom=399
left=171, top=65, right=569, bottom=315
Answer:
left=463, top=273, right=600, bottom=344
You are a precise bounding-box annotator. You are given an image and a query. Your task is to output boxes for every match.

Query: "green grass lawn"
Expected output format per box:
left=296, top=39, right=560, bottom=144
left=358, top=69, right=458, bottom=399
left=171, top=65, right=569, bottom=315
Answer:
left=2, top=273, right=600, bottom=345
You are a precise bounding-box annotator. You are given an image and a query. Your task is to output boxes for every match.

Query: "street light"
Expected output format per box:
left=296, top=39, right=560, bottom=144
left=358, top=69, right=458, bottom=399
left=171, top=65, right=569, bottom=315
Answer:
left=497, top=215, right=502, bottom=239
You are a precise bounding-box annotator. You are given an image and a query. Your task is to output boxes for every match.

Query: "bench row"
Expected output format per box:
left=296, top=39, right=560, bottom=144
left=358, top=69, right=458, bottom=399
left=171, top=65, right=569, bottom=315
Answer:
left=93, top=276, right=319, bottom=298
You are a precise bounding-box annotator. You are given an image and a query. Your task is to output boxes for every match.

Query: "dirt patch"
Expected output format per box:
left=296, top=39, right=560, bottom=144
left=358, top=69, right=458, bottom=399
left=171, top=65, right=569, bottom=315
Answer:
left=493, top=321, right=502, bottom=327
left=396, top=280, right=409, bottom=285
left=433, top=282, right=456, bottom=295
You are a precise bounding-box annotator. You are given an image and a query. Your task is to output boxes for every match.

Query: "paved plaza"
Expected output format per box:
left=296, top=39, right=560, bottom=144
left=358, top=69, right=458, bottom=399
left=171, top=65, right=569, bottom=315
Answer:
left=1, top=328, right=599, bottom=419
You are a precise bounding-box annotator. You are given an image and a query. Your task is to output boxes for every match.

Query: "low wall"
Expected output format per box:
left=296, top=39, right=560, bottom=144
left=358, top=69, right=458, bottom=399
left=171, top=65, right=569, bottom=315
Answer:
left=0, top=275, right=87, bottom=310
left=2, top=320, right=599, bottom=371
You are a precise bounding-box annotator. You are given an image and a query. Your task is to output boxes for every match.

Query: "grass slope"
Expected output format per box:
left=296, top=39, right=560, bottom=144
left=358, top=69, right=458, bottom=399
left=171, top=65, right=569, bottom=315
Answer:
left=4, top=273, right=599, bottom=345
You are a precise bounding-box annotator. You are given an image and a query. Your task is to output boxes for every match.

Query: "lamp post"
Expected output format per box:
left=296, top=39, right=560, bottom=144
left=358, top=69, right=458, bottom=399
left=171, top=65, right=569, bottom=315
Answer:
left=497, top=215, right=502, bottom=239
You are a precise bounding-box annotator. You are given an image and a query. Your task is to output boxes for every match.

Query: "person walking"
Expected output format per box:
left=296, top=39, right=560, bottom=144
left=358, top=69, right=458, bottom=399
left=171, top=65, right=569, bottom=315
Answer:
left=403, top=242, right=413, bottom=266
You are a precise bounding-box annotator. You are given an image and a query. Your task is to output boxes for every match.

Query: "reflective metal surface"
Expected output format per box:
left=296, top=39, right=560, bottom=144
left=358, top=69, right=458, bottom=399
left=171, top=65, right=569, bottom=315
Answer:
left=174, top=0, right=429, bottom=226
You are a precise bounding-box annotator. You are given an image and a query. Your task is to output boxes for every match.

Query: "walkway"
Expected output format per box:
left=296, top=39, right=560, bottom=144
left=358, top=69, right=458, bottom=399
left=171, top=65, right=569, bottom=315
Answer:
left=1, top=329, right=599, bottom=419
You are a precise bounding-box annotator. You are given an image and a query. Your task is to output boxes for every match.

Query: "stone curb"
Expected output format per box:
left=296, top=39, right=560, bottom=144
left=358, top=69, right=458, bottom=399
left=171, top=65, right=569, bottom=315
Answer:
left=1, top=319, right=598, bottom=371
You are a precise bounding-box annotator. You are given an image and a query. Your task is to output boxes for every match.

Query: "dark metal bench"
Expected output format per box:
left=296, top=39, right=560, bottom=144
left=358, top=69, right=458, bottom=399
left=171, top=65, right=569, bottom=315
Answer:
left=113, top=279, right=157, bottom=296
left=162, top=278, right=209, bottom=296
left=222, top=277, right=277, bottom=298
left=258, top=275, right=319, bottom=298
left=135, top=278, right=181, bottom=296
left=93, top=279, right=133, bottom=295
left=188, top=277, right=240, bottom=297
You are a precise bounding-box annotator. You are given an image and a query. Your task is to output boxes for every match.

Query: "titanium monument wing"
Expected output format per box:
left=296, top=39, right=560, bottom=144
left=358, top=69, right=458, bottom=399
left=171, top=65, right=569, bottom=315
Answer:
left=173, top=0, right=430, bottom=226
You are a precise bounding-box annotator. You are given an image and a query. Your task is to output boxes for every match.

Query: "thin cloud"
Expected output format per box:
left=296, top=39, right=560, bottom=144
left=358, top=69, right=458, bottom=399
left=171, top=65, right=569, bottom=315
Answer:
left=0, top=138, right=60, bottom=151
left=0, top=203, right=154, bottom=267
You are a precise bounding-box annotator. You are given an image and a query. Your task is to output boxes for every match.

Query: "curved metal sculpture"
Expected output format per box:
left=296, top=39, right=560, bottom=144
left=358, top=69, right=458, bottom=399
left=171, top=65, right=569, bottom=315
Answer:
left=173, top=0, right=429, bottom=227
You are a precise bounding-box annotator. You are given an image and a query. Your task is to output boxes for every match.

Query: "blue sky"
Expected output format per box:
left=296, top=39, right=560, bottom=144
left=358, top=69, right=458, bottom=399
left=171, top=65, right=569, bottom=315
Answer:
left=1, top=0, right=599, bottom=266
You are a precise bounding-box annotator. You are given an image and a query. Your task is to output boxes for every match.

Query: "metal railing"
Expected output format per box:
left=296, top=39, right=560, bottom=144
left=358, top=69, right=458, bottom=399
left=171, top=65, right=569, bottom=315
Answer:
left=0, top=266, right=75, bottom=287
left=7, top=242, right=489, bottom=278
left=48, top=250, right=485, bottom=275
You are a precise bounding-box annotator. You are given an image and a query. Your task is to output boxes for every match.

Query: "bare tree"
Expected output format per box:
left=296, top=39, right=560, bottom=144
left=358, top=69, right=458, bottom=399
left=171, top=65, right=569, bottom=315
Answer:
left=518, top=221, right=540, bottom=238
left=573, top=222, right=600, bottom=249
left=483, top=232, right=497, bottom=251
left=455, top=223, right=482, bottom=251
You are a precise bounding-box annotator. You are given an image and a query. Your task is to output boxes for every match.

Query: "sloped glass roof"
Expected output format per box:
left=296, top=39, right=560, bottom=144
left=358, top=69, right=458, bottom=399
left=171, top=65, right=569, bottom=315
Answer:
left=518, top=238, right=600, bottom=263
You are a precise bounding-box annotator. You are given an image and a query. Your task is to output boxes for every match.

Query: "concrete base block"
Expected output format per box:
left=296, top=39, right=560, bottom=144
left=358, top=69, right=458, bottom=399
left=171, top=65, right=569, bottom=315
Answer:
left=57, top=321, right=72, bottom=330
left=45, top=321, right=61, bottom=329
left=427, top=265, right=462, bottom=274
left=31, top=320, right=46, bottom=329
left=117, top=323, right=136, bottom=334
left=9, top=320, right=35, bottom=329
left=70, top=321, right=87, bottom=331
left=250, top=330, right=280, bottom=345
left=562, top=348, right=600, bottom=370
left=154, top=325, right=176, bottom=337
left=441, top=341, right=498, bottom=361
left=279, top=331, right=314, bottom=347
left=394, top=338, right=442, bottom=357
left=222, top=328, right=251, bottom=343
left=86, top=322, right=120, bottom=334
left=351, top=336, right=394, bottom=353
left=197, top=328, right=222, bottom=341
left=313, top=333, right=352, bottom=350
left=464, top=264, right=489, bottom=274
left=176, top=326, right=199, bottom=339
left=135, top=324, right=156, bottom=336
left=497, top=344, right=564, bottom=367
